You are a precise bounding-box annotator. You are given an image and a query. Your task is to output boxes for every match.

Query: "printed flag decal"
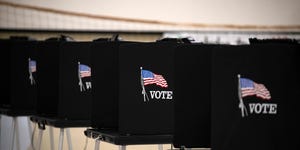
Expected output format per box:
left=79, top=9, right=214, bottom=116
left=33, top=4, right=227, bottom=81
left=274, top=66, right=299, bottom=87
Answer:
left=28, top=58, right=36, bottom=85
left=140, top=67, right=169, bottom=102
left=237, top=74, right=272, bottom=117
left=141, top=69, right=168, bottom=88
left=240, top=78, right=271, bottom=100
left=78, top=62, right=91, bottom=92
left=29, top=60, right=36, bottom=73
left=79, top=64, right=91, bottom=78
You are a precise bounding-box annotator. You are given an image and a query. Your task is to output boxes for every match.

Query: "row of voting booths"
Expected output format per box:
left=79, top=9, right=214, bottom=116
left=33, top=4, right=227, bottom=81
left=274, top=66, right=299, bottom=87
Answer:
left=1, top=35, right=299, bottom=150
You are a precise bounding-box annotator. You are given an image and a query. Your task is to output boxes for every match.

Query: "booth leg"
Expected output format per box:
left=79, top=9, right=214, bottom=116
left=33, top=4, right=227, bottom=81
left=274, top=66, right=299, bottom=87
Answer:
left=27, top=117, right=33, bottom=149
left=66, top=128, right=73, bottom=150
left=158, top=144, right=163, bottom=150
left=9, top=117, right=17, bottom=150
left=49, top=127, right=54, bottom=150
left=119, top=145, right=126, bottom=150
left=15, top=118, right=20, bottom=150
left=37, top=128, right=44, bottom=150
left=58, top=128, right=64, bottom=150
left=94, top=139, right=100, bottom=150
left=0, top=115, right=1, bottom=149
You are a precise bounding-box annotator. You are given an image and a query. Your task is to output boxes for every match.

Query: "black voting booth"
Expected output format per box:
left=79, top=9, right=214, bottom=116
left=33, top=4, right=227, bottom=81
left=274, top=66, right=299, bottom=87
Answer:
left=0, top=38, right=38, bottom=150
left=90, top=41, right=123, bottom=130
left=29, top=40, right=94, bottom=150
left=211, top=44, right=300, bottom=150
left=119, top=42, right=176, bottom=135
left=173, top=44, right=213, bottom=148
left=0, top=39, right=38, bottom=116
left=32, top=41, right=92, bottom=127
left=88, top=41, right=178, bottom=146
left=0, top=39, right=11, bottom=110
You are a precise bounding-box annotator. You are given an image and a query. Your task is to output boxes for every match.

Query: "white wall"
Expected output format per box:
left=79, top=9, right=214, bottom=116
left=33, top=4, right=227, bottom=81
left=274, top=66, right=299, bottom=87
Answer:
left=1, top=0, right=300, bottom=26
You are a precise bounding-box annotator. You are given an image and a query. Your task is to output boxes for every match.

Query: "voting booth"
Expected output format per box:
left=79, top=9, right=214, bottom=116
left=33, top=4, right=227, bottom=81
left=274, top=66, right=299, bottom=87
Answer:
left=173, top=44, right=214, bottom=148
left=28, top=39, right=94, bottom=150
left=119, top=41, right=176, bottom=135
left=1, top=39, right=38, bottom=116
left=91, top=41, right=179, bottom=135
left=90, top=41, right=124, bottom=130
left=0, top=39, right=11, bottom=110
left=0, top=38, right=38, bottom=150
left=35, top=41, right=92, bottom=123
left=211, top=44, right=300, bottom=150
left=88, top=41, right=179, bottom=150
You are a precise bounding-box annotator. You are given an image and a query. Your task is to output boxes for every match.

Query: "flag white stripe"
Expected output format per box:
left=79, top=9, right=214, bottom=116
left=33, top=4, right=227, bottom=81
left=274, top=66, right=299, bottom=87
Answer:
left=241, top=82, right=271, bottom=100
left=143, top=73, right=168, bottom=88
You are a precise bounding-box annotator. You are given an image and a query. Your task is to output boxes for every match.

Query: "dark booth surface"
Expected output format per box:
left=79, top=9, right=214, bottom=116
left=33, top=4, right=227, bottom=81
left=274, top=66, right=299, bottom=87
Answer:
left=36, top=41, right=61, bottom=117
left=211, top=44, right=300, bottom=150
left=1, top=40, right=38, bottom=116
left=91, top=41, right=128, bottom=130
left=30, top=116, right=90, bottom=128
left=84, top=129, right=172, bottom=145
left=173, top=44, right=214, bottom=148
left=1, top=39, right=11, bottom=110
left=91, top=41, right=177, bottom=135
left=36, top=41, right=92, bottom=124
left=119, top=42, right=176, bottom=135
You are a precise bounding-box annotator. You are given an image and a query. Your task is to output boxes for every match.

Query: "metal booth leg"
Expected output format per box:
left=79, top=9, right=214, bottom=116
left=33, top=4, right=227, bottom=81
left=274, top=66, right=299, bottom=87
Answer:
left=119, top=145, right=126, bottom=150
left=94, top=139, right=100, bottom=150
left=58, top=128, right=65, bottom=150
left=37, top=122, right=46, bottom=150
left=49, top=126, right=54, bottom=150
left=10, top=117, right=17, bottom=150
left=27, top=117, right=33, bottom=149
left=37, top=127, right=44, bottom=150
left=158, top=144, right=163, bottom=150
left=0, top=115, right=2, bottom=149
left=66, top=128, right=73, bottom=150
left=15, top=118, right=20, bottom=150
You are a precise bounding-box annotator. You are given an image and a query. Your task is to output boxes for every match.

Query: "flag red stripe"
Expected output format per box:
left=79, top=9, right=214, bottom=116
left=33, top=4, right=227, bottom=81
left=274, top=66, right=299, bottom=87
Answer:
left=241, top=83, right=271, bottom=100
left=143, top=74, right=168, bottom=88
left=30, top=67, right=36, bottom=72
left=80, top=72, right=91, bottom=78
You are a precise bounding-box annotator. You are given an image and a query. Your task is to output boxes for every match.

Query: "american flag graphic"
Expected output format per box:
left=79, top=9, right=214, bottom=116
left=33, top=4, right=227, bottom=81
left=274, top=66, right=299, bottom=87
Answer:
left=240, top=78, right=271, bottom=100
left=141, top=69, right=168, bottom=88
left=29, top=60, right=36, bottom=72
left=79, top=64, right=91, bottom=78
